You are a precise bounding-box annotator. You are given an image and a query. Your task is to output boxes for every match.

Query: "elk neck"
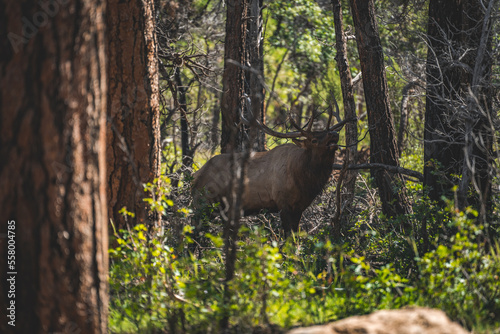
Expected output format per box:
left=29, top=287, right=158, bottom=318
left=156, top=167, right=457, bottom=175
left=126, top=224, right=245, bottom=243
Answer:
left=295, top=147, right=336, bottom=206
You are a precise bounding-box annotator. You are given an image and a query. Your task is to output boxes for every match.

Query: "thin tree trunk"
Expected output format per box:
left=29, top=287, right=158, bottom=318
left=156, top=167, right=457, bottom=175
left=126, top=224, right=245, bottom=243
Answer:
left=175, top=68, right=193, bottom=171
left=246, top=0, right=266, bottom=151
left=107, top=0, right=161, bottom=229
left=221, top=0, right=248, bottom=153
left=397, top=81, right=418, bottom=154
left=294, top=101, right=304, bottom=127
left=211, top=94, right=221, bottom=154
left=219, top=0, right=250, bottom=328
left=349, top=0, right=413, bottom=219
left=220, top=152, right=249, bottom=330
left=0, top=1, right=108, bottom=333
left=332, top=0, right=358, bottom=230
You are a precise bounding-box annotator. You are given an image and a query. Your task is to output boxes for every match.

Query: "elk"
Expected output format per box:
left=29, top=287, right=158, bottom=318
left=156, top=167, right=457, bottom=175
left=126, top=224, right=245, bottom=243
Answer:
left=192, top=103, right=353, bottom=235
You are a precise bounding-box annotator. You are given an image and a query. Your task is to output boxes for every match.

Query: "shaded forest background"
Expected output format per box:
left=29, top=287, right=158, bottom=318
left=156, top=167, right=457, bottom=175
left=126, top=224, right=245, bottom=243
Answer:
left=0, top=0, right=499, bottom=333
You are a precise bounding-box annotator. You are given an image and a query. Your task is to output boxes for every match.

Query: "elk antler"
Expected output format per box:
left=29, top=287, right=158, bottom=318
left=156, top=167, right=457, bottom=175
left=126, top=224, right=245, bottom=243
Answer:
left=241, top=94, right=356, bottom=138
left=288, top=116, right=309, bottom=137
left=289, top=106, right=316, bottom=137
left=240, top=100, right=304, bottom=139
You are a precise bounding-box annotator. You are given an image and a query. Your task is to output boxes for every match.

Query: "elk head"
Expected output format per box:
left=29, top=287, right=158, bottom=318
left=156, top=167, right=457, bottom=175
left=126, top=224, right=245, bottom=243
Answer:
left=291, top=130, right=339, bottom=159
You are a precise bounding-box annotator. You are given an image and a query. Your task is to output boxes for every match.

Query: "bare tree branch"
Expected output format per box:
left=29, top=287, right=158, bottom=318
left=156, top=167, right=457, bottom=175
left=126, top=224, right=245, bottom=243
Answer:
left=332, top=163, right=424, bottom=182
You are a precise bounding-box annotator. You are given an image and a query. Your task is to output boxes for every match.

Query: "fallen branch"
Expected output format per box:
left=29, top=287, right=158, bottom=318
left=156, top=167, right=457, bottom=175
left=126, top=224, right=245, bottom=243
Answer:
left=332, top=163, right=423, bottom=182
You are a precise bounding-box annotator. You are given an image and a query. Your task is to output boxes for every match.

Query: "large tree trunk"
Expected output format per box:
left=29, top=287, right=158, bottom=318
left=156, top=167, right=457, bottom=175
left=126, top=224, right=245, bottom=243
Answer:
left=221, top=0, right=248, bottom=153
left=0, top=1, right=108, bottom=333
left=349, top=0, right=413, bottom=219
left=332, top=0, right=358, bottom=230
left=107, top=0, right=161, bottom=229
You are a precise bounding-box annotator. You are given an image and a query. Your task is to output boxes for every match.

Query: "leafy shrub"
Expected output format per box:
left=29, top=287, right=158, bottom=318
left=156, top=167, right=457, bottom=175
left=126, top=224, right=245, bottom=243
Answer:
left=411, top=206, right=500, bottom=328
left=108, top=174, right=500, bottom=333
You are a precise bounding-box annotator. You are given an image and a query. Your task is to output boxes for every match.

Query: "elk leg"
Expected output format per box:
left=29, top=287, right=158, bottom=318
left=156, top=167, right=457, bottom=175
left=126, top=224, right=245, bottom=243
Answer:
left=280, top=209, right=302, bottom=236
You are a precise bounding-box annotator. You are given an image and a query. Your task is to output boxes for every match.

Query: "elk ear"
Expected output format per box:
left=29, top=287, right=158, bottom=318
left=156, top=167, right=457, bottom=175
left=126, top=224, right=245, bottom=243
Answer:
left=292, top=138, right=306, bottom=148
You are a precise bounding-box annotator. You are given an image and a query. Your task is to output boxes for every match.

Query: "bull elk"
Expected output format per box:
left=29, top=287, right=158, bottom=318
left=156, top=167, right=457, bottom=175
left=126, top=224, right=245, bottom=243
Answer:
left=192, top=103, right=353, bottom=235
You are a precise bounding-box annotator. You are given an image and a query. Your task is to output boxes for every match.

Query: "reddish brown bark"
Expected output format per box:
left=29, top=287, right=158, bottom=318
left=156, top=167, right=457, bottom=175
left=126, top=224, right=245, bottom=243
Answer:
left=0, top=1, right=108, bottom=333
left=106, top=0, right=161, bottom=229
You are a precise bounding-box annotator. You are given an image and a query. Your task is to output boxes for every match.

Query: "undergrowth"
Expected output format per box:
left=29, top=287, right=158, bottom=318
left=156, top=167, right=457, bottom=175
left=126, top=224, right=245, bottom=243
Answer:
left=108, top=176, right=500, bottom=333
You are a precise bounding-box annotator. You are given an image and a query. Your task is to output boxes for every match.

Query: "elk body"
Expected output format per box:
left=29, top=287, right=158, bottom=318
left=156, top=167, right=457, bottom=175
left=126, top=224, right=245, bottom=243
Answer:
left=192, top=106, right=350, bottom=235
left=192, top=130, right=339, bottom=234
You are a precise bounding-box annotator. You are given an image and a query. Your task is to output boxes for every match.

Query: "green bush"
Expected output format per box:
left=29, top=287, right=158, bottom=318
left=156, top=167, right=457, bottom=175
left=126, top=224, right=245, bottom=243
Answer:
left=412, top=207, right=500, bottom=328
left=108, top=177, right=500, bottom=333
